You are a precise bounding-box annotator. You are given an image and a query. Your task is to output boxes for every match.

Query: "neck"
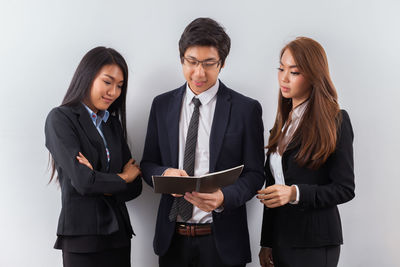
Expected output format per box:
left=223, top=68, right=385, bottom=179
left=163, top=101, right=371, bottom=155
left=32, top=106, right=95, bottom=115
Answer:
left=292, top=97, right=309, bottom=110
left=83, top=100, right=98, bottom=113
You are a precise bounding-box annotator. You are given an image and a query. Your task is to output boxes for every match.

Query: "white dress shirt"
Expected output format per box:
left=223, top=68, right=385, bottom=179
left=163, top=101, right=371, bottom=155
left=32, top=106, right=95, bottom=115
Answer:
left=269, top=100, right=309, bottom=204
left=177, top=80, right=219, bottom=223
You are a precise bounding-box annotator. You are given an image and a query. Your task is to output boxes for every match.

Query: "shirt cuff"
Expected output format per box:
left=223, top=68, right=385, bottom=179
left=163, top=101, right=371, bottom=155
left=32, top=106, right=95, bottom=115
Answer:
left=214, top=205, right=224, bottom=213
left=289, top=185, right=300, bottom=204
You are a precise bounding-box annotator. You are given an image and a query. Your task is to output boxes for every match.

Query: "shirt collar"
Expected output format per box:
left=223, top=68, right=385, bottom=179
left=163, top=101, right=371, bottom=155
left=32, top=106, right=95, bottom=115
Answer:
left=291, top=100, right=309, bottom=121
left=82, top=103, right=109, bottom=127
left=185, top=79, right=219, bottom=106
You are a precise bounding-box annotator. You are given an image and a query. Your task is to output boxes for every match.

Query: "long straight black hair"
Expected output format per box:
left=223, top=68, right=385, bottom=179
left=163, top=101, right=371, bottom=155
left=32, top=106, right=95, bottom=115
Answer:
left=49, top=46, right=129, bottom=182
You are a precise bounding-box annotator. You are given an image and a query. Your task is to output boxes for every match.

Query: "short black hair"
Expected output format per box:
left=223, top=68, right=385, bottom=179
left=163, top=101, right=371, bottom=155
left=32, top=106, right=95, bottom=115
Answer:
left=179, top=18, right=231, bottom=66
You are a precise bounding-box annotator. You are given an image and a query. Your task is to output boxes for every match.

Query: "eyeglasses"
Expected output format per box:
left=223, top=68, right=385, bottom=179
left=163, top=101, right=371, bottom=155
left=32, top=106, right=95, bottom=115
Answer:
left=182, top=57, right=221, bottom=70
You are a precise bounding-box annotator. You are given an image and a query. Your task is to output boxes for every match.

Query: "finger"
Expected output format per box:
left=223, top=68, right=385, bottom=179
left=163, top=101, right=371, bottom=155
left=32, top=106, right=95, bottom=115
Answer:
left=131, top=158, right=136, bottom=164
left=265, top=201, right=281, bottom=208
left=78, top=152, right=88, bottom=161
left=269, top=254, right=274, bottom=264
left=191, top=191, right=213, bottom=200
left=184, top=192, right=194, bottom=200
left=76, top=156, right=86, bottom=163
left=184, top=195, right=198, bottom=206
left=257, top=194, right=272, bottom=200
left=185, top=192, right=208, bottom=203
left=80, top=159, right=90, bottom=167
left=127, top=158, right=134, bottom=164
left=257, top=192, right=278, bottom=200
left=260, top=197, right=279, bottom=207
left=265, top=186, right=280, bottom=194
left=185, top=194, right=214, bottom=212
left=77, top=158, right=90, bottom=168
left=257, top=188, right=270, bottom=194
left=171, top=193, right=183, bottom=197
left=269, top=259, right=274, bottom=267
left=180, top=169, right=189, bottom=177
left=184, top=193, right=201, bottom=205
left=190, top=201, right=212, bottom=212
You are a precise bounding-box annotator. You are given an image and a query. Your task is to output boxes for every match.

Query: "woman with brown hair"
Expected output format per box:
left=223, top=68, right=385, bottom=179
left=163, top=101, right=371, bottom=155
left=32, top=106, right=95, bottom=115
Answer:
left=257, top=37, right=355, bottom=267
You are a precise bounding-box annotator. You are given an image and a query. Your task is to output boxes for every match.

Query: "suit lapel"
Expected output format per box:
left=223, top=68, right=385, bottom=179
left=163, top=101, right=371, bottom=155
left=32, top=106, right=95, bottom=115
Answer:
left=209, top=82, right=231, bottom=172
left=73, top=103, right=108, bottom=171
left=166, top=85, right=185, bottom=168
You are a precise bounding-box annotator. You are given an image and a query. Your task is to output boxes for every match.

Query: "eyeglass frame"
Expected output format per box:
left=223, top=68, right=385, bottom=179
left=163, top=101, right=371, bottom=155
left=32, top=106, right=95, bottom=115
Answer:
left=181, top=57, right=222, bottom=70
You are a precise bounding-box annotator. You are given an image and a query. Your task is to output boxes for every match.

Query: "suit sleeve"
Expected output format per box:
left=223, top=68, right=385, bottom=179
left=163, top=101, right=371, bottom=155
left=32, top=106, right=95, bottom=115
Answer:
left=115, top=122, right=142, bottom=202
left=260, top=205, right=274, bottom=247
left=297, top=110, right=355, bottom=209
left=140, top=99, right=170, bottom=187
left=220, top=101, right=266, bottom=211
left=45, top=108, right=128, bottom=196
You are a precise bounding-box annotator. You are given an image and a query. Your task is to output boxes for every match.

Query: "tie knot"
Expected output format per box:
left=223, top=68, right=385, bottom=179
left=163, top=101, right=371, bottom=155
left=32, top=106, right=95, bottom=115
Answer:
left=192, top=97, right=201, bottom=108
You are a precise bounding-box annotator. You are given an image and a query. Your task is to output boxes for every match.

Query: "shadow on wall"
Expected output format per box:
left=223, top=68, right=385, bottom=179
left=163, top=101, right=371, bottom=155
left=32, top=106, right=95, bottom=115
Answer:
left=127, top=182, right=160, bottom=265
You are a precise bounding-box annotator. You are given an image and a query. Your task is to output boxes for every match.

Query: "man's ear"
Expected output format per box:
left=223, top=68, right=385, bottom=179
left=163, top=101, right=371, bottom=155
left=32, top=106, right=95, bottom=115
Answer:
left=219, top=62, right=225, bottom=73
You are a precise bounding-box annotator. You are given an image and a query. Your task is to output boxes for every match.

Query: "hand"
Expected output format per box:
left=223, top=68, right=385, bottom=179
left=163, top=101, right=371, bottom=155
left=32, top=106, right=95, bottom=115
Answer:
left=76, top=152, right=93, bottom=170
left=259, top=247, right=274, bottom=267
left=257, top=184, right=296, bottom=208
left=118, top=159, right=141, bottom=183
left=184, top=190, right=224, bottom=212
left=163, top=168, right=188, bottom=197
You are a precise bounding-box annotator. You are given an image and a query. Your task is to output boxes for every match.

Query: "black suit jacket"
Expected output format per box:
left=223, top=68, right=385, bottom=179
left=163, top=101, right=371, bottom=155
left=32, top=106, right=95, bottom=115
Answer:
left=140, top=81, right=265, bottom=265
left=45, top=103, right=142, bottom=236
left=260, top=110, right=355, bottom=248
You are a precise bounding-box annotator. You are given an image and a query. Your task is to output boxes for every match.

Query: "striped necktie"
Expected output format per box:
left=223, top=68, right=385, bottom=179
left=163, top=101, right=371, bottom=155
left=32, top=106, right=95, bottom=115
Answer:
left=169, top=97, right=202, bottom=221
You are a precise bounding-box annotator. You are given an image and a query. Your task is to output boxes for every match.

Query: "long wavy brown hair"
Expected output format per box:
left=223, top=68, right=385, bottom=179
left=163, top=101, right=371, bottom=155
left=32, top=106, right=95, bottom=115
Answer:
left=267, top=37, right=342, bottom=169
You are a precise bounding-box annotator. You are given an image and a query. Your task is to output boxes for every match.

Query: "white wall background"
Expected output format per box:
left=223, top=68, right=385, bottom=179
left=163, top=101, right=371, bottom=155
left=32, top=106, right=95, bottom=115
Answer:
left=1, top=0, right=399, bottom=266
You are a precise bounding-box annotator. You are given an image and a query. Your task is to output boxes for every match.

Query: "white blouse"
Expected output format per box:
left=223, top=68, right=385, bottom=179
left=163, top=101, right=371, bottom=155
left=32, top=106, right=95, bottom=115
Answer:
left=269, top=100, right=309, bottom=204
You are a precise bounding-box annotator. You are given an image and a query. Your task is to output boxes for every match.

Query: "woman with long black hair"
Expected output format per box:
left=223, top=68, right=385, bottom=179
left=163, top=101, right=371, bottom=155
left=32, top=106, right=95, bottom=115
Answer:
left=45, top=47, right=142, bottom=267
left=257, top=37, right=355, bottom=267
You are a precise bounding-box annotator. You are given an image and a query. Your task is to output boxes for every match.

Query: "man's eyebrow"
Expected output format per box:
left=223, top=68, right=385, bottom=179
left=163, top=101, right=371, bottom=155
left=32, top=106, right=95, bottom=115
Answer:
left=187, top=56, right=218, bottom=61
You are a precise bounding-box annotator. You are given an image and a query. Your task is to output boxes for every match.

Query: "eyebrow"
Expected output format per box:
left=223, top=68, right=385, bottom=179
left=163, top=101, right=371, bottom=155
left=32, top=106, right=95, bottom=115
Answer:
left=187, top=56, right=218, bottom=61
left=104, top=74, right=124, bottom=83
left=279, top=61, right=298, bottom=68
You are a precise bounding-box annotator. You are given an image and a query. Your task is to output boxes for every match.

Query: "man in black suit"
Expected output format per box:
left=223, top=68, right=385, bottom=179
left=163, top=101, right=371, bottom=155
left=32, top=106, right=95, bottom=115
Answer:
left=141, top=18, right=265, bottom=266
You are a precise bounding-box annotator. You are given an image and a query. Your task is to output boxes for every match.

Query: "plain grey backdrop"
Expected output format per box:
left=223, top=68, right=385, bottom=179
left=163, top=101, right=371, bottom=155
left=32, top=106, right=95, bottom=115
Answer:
left=1, top=0, right=399, bottom=266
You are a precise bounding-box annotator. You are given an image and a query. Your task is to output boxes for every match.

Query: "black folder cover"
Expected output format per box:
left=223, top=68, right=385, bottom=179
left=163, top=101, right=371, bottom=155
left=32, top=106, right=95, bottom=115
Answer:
left=152, top=165, right=244, bottom=194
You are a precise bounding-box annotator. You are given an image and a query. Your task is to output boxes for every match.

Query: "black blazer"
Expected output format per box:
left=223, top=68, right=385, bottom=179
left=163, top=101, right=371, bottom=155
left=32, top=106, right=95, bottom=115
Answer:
left=260, top=110, right=355, bottom=248
left=45, top=103, right=142, bottom=236
left=140, top=81, right=265, bottom=266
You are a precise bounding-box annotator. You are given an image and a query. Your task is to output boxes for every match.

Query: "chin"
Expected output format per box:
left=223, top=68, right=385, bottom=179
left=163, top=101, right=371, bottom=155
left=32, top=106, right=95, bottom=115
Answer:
left=97, top=104, right=110, bottom=111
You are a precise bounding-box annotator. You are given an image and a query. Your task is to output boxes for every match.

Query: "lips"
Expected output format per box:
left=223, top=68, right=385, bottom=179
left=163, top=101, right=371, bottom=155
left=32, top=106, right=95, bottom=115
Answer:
left=280, top=86, right=290, bottom=92
left=102, top=96, right=114, bottom=103
left=194, top=81, right=206, bottom=87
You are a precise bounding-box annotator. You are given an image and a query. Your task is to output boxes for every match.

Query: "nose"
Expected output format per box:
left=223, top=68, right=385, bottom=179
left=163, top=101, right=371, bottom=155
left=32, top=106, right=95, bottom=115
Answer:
left=280, top=70, right=289, bottom=83
left=107, top=85, right=119, bottom=96
left=193, top=64, right=206, bottom=77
